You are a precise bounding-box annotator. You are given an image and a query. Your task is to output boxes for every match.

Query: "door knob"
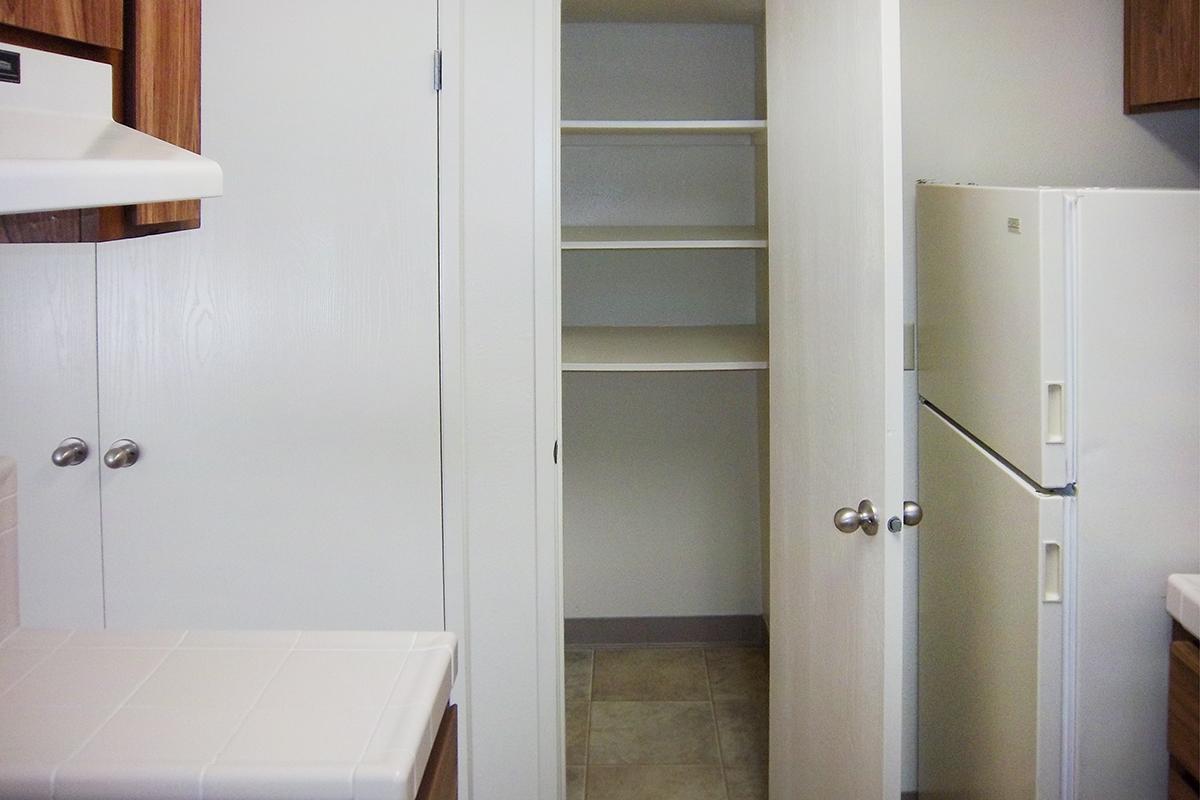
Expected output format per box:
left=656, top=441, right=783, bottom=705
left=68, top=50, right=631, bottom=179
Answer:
left=887, top=501, right=925, bottom=533
left=834, top=499, right=879, bottom=536
left=51, top=438, right=89, bottom=467
left=103, top=439, right=140, bottom=469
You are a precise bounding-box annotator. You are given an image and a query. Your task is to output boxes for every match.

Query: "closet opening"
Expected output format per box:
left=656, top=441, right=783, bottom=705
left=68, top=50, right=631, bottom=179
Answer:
left=559, top=2, right=769, bottom=797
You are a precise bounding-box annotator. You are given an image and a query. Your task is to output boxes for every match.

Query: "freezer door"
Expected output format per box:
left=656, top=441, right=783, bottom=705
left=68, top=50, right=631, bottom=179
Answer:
left=918, top=403, right=1066, bottom=800
left=917, top=184, right=1069, bottom=487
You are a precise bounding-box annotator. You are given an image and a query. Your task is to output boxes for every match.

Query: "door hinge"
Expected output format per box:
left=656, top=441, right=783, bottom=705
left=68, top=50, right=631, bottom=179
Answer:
left=553, top=440, right=559, bottom=464
left=433, top=50, right=443, bottom=92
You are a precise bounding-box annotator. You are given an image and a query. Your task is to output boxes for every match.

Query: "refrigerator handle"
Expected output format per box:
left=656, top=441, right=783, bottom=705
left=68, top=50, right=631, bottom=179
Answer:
left=1045, top=382, right=1066, bottom=444
left=1042, top=541, right=1063, bottom=603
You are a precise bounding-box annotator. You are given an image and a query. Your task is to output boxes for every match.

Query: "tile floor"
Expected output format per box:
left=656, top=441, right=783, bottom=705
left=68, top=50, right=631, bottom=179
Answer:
left=565, top=645, right=768, bottom=800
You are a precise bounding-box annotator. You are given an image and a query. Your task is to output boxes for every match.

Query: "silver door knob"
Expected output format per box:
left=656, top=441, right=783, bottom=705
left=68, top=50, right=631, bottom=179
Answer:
left=51, top=438, right=89, bottom=467
left=834, top=499, right=879, bottom=536
left=903, top=501, right=923, bottom=527
left=103, top=440, right=140, bottom=469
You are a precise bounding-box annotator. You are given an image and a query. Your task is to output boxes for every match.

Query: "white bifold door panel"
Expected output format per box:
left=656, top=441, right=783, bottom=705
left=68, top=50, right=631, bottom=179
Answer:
left=919, top=403, right=1065, bottom=800
left=916, top=184, right=1070, bottom=488
left=0, top=245, right=103, bottom=628
left=766, top=0, right=905, bottom=797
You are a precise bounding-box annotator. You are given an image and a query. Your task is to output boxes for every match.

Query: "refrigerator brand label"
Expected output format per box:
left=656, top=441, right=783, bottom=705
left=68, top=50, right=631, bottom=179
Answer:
left=1007, top=217, right=1022, bottom=234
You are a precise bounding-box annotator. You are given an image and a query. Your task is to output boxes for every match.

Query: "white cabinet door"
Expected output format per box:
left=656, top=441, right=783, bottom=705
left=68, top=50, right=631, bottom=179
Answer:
left=0, top=244, right=103, bottom=628
left=766, top=0, right=906, bottom=797
left=96, top=1, right=444, bottom=630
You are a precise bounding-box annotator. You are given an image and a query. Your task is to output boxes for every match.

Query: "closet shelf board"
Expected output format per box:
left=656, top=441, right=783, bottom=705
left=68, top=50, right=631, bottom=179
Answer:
left=562, top=226, right=768, bottom=250
left=562, top=120, right=766, bottom=136
left=562, top=325, right=768, bottom=371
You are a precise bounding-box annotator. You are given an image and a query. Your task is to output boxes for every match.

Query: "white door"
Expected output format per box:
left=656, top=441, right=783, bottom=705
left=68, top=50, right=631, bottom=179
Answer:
left=766, top=0, right=906, bottom=797
left=0, top=244, right=103, bottom=627
left=918, top=403, right=1065, bottom=799
left=95, top=1, right=444, bottom=630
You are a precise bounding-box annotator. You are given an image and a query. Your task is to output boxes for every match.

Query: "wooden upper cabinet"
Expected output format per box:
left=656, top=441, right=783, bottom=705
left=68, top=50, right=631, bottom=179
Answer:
left=128, top=0, right=201, bottom=227
left=1125, top=0, right=1200, bottom=113
left=0, top=0, right=203, bottom=242
left=0, top=0, right=123, bottom=50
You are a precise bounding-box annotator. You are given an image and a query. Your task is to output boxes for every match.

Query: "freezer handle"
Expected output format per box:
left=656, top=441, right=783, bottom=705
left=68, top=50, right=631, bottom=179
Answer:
left=1042, top=541, right=1063, bottom=603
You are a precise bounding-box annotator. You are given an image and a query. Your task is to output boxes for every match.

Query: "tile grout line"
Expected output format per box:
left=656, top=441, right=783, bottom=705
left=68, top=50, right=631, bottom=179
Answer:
left=350, top=634, right=420, bottom=776
left=704, top=648, right=733, bottom=800
left=197, top=630, right=302, bottom=800
left=0, top=631, right=75, bottom=701
left=52, top=631, right=187, bottom=796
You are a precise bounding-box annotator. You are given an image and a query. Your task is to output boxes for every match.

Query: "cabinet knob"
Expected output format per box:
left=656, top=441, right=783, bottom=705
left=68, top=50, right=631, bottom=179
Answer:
left=51, top=438, right=89, bottom=467
left=103, top=440, right=140, bottom=469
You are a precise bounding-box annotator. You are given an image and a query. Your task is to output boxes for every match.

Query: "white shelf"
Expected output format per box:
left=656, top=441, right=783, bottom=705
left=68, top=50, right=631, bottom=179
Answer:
left=562, top=120, right=766, bottom=136
left=562, top=226, right=767, bottom=250
left=563, top=325, right=767, bottom=371
left=563, top=0, right=764, bottom=23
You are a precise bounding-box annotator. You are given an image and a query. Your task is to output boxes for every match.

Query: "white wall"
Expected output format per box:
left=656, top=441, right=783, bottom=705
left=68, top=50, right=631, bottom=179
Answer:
left=901, top=0, right=1199, bottom=792
left=563, top=372, right=763, bottom=618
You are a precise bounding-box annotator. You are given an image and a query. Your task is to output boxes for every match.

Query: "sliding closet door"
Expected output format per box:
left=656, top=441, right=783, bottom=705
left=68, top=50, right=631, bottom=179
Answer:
left=96, top=1, right=443, bottom=629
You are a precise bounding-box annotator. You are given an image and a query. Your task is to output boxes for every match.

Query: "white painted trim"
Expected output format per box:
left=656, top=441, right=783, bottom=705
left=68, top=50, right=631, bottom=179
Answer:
left=436, top=1, right=471, bottom=795
left=438, top=1, right=563, bottom=797
left=534, top=1, right=566, bottom=799
left=880, top=0, right=906, bottom=796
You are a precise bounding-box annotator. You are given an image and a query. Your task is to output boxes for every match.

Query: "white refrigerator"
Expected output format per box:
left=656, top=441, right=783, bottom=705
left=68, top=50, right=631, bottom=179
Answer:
left=916, top=184, right=1200, bottom=799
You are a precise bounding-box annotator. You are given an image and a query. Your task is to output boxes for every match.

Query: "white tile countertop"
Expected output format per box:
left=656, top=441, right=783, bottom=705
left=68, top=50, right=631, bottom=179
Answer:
left=1168, top=574, right=1200, bottom=639
left=0, top=629, right=457, bottom=800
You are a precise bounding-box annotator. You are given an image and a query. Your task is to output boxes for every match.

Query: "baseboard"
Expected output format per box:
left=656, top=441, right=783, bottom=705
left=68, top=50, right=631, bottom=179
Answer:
left=564, top=615, right=767, bottom=647
left=901, top=792, right=918, bottom=799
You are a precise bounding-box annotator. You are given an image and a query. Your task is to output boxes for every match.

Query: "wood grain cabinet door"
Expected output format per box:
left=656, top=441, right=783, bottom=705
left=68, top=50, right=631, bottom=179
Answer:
left=95, top=1, right=444, bottom=630
left=1126, top=0, right=1200, bottom=112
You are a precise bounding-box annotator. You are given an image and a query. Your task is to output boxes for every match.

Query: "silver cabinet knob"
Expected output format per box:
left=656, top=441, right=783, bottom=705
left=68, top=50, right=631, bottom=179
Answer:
left=903, top=501, right=923, bottom=527
left=51, top=438, right=89, bottom=467
left=103, top=439, right=140, bottom=469
left=834, top=499, right=879, bottom=536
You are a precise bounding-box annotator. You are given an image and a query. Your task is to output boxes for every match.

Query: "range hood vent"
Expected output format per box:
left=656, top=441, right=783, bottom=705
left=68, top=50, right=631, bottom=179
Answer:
left=0, top=42, right=222, bottom=216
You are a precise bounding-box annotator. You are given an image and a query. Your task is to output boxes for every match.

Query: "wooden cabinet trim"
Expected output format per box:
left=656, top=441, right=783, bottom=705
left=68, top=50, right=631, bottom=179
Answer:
left=0, top=0, right=122, bottom=50
left=416, top=705, right=459, bottom=800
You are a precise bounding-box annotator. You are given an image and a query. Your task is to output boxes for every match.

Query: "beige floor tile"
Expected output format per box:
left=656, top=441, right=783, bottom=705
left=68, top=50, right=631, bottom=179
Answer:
left=587, top=764, right=726, bottom=800
left=725, top=762, right=767, bottom=800
left=589, top=701, right=719, bottom=765
left=566, top=648, right=594, bottom=701
left=566, top=765, right=586, bottom=800
left=592, top=648, right=709, bottom=701
left=566, top=701, right=589, bottom=766
left=705, top=647, right=768, bottom=702
left=715, top=699, right=768, bottom=766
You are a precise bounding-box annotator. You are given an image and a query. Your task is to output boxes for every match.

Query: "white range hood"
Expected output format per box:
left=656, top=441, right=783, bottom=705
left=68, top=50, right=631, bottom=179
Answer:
left=0, top=42, right=222, bottom=215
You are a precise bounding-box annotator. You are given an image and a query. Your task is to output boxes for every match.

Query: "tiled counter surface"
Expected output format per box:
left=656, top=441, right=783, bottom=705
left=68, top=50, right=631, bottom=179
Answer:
left=0, top=629, right=457, bottom=800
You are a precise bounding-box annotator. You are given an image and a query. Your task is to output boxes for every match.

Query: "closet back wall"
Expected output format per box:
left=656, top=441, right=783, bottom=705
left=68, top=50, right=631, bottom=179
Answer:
left=561, top=20, right=765, bottom=622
